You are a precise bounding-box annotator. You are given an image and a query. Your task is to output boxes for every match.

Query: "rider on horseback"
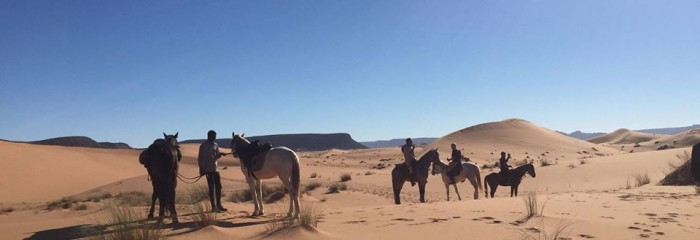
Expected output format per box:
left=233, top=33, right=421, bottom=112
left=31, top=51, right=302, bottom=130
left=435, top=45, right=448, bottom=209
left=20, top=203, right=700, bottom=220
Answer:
left=499, top=152, right=511, bottom=183
left=401, top=138, right=417, bottom=186
left=446, top=143, right=463, bottom=184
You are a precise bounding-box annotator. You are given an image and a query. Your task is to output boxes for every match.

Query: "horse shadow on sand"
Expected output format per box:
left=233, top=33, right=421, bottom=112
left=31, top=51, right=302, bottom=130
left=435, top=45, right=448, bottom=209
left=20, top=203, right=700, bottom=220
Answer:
left=24, top=212, right=287, bottom=240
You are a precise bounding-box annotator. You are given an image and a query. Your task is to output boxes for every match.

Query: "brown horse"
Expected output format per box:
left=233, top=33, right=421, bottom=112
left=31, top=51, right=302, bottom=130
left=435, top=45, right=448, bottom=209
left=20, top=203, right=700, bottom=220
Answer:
left=692, top=142, right=700, bottom=185
left=484, top=163, right=536, bottom=198
left=139, top=132, right=180, bottom=224
left=392, top=149, right=440, bottom=204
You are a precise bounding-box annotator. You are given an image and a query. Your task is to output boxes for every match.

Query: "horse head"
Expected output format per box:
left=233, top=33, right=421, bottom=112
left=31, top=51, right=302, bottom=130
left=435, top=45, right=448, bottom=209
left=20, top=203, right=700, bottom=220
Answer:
left=163, top=132, right=179, bottom=148
left=525, top=163, right=536, bottom=178
left=230, top=132, right=250, bottom=158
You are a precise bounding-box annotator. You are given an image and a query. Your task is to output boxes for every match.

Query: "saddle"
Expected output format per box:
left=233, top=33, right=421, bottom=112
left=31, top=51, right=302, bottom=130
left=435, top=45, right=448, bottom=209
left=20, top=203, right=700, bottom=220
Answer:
left=447, top=162, right=462, bottom=177
left=239, top=140, right=273, bottom=178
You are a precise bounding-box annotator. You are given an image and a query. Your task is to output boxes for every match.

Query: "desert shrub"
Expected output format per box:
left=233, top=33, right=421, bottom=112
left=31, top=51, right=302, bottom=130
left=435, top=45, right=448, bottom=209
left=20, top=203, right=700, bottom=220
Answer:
left=540, top=159, right=555, bottom=167
left=190, top=202, right=218, bottom=228
left=660, top=151, right=694, bottom=185
left=579, top=159, right=588, bottom=165
left=75, top=204, right=88, bottom=211
left=1, top=207, right=14, bottom=214
left=326, top=182, right=347, bottom=194
left=304, top=181, right=322, bottom=192
left=567, top=164, right=576, bottom=169
left=364, top=171, right=374, bottom=176
left=657, top=145, right=671, bottom=150
left=340, top=173, right=352, bottom=182
left=47, top=197, right=78, bottom=210
left=91, top=206, right=164, bottom=240
left=177, top=184, right=210, bottom=204
left=310, top=172, right=317, bottom=178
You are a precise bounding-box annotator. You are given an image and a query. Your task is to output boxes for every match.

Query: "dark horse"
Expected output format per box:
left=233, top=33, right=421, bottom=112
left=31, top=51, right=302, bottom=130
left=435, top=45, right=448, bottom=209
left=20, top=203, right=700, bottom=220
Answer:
left=484, top=163, right=536, bottom=198
left=139, top=132, right=181, bottom=224
left=692, top=142, right=700, bottom=185
left=392, top=149, right=440, bottom=204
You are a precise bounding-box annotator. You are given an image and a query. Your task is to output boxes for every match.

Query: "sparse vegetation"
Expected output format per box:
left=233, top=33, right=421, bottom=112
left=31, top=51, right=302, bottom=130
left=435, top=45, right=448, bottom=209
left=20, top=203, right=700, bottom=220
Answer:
left=265, top=201, right=323, bottom=234
left=657, top=145, right=671, bottom=150
left=660, top=151, right=694, bottom=186
left=47, top=197, right=78, bottom=210
left=91, top=206, right=164, bottom=240
left=229, top=184, right=287, bottom=203
left=327, top=182, right=347, bottom=194
left=364, top=171, right=374, bottom=176
left=567, top=164, right=576, bottom=169
left=340, top=173, right=352, bottom=182
left=115, top=192, right=150, bottom=206
left=190, top=202, right=218, bottom=227
left=310, top=172, right=317, bottom=178
left=177, top=185, right=210, bottom=204
left=579, top=159, right=588, bottom=165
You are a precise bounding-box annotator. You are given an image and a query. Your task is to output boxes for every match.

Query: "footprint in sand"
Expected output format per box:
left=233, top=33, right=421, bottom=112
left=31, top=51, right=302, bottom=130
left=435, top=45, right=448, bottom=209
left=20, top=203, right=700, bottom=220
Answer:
left=579, top=234, right=595, bottom=239
left=628, top=226, right=641, bottom=230
left=392, top=218, right=414, bottom=222
left=639, top=233, right=650, bottom=238
left=452, top=216, right=461, bottom=219
left=344, top=220, right=367, bottom=224
left=644, top=213, right=658, bottom=217
left=526, top=227, right=540, bottom=233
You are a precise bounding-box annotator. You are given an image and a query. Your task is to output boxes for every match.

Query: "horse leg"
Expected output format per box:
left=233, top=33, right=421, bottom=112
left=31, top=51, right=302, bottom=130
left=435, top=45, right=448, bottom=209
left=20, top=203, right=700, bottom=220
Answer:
left=513, top=184, right=519, bottom=197
left=467, top=175, right=478, bottom=200
left=170, top=188, right=179, bottom=224
left=245, top=177, right=261, bottom=216
left=280, top=176, right=299, bottom=218
left=445, top=183, right=450, bottom=201
left=490, top=181, right=498, bottom=198
left=157, top=191, right=165, bottom=224
left=510, top=186, right=515, bottom=197
left=419, top=182, right=426, bottom=203
left=148, top=192, right=156, bottom=220
left=255, top=179, right=265, bottom=216
left=453, top=183, right=462, bottom=201
left=392, top=177, right=404, bottom=205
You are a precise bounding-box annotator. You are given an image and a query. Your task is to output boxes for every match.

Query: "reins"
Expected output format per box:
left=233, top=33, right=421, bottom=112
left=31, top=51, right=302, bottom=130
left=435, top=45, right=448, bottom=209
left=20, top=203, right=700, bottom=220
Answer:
left=177, top=172, right=204, bottom=184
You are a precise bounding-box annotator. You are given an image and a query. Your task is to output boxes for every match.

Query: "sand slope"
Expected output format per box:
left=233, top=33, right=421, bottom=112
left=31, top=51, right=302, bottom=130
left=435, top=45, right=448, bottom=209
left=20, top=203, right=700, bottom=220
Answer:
left=0, top=141, right=145, bottom=203
left=587, top=128, right=665, bottom=144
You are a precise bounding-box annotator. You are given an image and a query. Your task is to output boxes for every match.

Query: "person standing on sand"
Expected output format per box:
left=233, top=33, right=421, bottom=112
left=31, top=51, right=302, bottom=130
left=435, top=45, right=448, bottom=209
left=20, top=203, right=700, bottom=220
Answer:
left=401, top=138, right=417, bottom=186
left=198, top=130, right=228, bottom=212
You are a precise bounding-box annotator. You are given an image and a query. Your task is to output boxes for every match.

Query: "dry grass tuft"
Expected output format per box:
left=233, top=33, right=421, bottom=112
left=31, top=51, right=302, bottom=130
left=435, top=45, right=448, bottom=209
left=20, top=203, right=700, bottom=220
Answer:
left=326, top=182, right=347, bottom=194
left=523, top=192, right=546, bottom=220
left=190, top=202, right=218, bottom=228
left=339, top=173, right=352, bottom=182
left=265, top=201, right=323, bottom=234
left=519, top=219, right=572, bottom=240
left=660, top=151, right=695, bottom=186
left=91, top=206, right=164, bottom=240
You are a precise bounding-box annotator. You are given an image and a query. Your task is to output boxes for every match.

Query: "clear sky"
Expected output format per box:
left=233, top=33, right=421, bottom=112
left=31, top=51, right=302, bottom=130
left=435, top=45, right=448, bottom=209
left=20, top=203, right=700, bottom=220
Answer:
left=1, top=0, right=699, bottom=148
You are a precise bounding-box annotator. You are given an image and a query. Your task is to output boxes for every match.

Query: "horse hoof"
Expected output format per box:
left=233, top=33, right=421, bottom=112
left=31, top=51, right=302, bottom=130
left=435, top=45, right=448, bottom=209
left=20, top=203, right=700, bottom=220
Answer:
left=172, top=219, right=179, bottom=224
left=147, top=215, right=155, bottom=221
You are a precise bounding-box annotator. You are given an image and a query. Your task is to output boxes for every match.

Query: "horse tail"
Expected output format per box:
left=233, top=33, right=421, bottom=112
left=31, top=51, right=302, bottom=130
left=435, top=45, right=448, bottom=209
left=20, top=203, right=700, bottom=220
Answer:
left=291, top=153, right=301, bottom=197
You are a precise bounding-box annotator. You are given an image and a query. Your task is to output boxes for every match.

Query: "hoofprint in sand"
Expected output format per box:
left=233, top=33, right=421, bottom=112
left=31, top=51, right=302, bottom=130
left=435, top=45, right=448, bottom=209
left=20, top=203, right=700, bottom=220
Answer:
left=1, top=138, right=700, bottom=239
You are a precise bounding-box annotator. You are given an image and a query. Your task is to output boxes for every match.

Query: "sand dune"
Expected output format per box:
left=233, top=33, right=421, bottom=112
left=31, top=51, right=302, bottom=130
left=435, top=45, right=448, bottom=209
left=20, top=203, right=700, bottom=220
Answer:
left=587, top=128, right=664, bottom=144
left=427, top=119, right=617, bottom=163
left=0, top=140, right=144, bottom=203
left=648, top=128, right=700, bottom=148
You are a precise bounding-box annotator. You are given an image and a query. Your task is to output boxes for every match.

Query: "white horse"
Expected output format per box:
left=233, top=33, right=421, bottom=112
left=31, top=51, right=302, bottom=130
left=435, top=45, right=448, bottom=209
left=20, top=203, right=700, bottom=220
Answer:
left=230, top=133, right=301, bottom=218
left=431, top=159, right=483, bottom=201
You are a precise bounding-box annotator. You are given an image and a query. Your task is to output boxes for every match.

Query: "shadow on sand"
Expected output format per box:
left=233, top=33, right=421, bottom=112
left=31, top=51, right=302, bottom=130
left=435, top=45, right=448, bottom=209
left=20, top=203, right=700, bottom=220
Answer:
left=24, top=213, right=287, bottom=240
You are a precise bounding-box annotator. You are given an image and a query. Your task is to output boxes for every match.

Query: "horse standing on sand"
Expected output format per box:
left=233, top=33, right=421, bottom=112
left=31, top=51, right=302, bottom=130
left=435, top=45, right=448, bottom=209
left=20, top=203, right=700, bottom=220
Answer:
left=392, top=149, right=441, bottom=204
left=139, top=132, right=181, bottom=223
left=692, top=142, right=700, bottom=185
left=431, top=159, right=483, bottom=201
left=230, top=133, right=301, bottom=218
left=484, top=163, right=536, bottom=198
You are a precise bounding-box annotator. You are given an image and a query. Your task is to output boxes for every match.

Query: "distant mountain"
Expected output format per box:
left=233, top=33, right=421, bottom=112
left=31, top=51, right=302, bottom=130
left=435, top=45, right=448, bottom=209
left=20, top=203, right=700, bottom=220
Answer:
left=566, top=131, right=606, bottom=140
left=360, top=138, right=438, bottom=148
left=181, top=133, right=367, bottom=151
left=28, top=136, right=132, bottom=149
left=637, top=125, right=700, bottom=135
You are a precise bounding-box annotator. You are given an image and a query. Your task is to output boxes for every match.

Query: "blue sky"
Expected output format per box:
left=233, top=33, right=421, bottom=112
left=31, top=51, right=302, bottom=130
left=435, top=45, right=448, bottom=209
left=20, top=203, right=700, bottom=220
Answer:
left=1, top=0, right=699, bottom=147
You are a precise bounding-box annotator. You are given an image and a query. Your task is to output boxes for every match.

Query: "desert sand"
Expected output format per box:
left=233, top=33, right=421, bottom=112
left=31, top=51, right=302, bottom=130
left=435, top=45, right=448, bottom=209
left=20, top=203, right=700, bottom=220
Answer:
left=1, top=119, right=699, bottom=240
